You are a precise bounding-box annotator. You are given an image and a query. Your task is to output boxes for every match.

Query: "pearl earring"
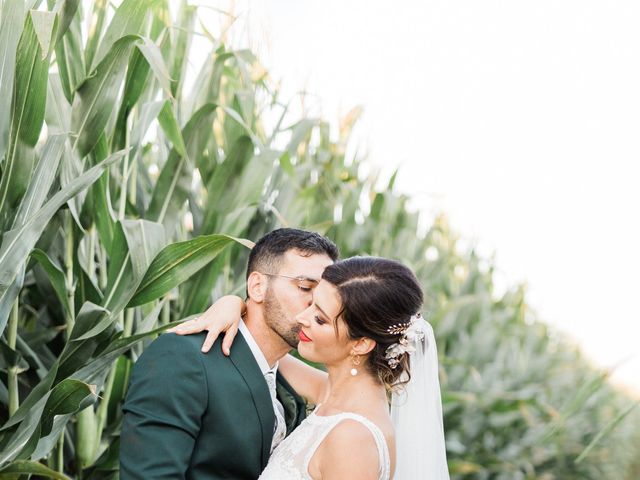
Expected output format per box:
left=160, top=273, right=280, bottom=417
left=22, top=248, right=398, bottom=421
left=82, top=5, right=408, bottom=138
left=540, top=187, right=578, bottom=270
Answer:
left=350, top=353, right=361, bottom=376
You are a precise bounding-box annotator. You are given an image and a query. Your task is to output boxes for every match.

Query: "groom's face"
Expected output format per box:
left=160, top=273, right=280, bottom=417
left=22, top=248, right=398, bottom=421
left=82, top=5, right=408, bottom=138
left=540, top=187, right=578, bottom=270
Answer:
left=263, top=249, right=333, bottom=348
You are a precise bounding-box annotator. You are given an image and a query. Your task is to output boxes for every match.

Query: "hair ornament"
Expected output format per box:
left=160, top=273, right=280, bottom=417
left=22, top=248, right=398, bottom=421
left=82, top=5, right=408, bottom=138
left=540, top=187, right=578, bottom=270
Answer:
left=385, top=313, right=426, bottom=369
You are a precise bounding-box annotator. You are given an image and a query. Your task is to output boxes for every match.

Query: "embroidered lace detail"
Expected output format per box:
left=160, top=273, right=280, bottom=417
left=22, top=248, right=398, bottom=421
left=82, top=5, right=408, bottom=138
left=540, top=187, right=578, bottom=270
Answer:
left=258, top=408, right=390, bottom=480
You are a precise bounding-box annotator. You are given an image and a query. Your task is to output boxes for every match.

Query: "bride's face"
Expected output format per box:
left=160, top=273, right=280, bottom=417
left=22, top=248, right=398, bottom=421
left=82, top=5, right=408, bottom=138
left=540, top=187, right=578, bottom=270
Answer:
left=295, top=280, right=353, bottom=365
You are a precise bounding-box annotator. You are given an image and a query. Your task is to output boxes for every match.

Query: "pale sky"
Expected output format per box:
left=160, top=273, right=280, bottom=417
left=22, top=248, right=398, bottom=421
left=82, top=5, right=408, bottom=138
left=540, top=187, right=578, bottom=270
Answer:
left=193, top=1, right=640, bottom=391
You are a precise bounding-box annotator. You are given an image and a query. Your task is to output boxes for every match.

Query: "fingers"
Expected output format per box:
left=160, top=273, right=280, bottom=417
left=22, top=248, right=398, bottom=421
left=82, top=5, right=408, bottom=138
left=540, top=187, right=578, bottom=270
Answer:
left=167, top=317, right=203, bottom=335
left=201, top=327, right=222, bottom=353
left=221, top=325, right=239, bottom=356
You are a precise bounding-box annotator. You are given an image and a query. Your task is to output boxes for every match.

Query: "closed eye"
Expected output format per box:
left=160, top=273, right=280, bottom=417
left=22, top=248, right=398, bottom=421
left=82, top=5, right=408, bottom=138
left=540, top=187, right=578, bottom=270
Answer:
left=314, top=315, right=326, bottom=325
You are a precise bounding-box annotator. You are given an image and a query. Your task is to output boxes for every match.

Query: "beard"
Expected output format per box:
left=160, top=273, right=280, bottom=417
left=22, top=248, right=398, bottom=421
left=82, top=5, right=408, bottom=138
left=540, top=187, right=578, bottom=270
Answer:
left=263, top=287, right=300, bottom=349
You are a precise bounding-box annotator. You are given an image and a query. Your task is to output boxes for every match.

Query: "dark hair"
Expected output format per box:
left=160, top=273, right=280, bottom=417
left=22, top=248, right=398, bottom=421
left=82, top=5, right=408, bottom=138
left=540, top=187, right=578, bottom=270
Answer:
left=247, top=228, right=339, bottom=279
left=321, top=256, right=423, bottom=388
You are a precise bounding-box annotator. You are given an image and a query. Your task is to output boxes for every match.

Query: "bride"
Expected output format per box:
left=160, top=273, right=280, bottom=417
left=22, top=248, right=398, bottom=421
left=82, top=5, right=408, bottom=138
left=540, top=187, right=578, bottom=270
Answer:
left=172, top=256, right=449, bottom=479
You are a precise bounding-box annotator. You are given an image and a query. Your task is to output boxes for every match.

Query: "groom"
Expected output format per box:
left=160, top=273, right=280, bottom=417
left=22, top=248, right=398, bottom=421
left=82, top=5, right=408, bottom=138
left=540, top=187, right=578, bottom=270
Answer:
left=120, top=228, right=338, bottom=479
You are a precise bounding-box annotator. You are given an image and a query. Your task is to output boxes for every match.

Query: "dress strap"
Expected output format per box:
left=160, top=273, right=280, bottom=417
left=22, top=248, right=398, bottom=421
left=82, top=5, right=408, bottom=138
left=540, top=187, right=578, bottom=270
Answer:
left=303, top=412, right=391, bottom=480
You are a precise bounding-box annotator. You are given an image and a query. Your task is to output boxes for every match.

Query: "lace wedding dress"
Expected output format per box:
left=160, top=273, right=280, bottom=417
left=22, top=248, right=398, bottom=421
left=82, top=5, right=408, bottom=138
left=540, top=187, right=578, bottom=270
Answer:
left=259, top=408, right=391, bottom=480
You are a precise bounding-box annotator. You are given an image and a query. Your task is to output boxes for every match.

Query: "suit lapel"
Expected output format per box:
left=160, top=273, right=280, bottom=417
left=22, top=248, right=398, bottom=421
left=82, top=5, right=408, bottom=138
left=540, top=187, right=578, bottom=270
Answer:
left=276, top=371, right=307, bottom=435
left=228, top=334, right=275, bottom=468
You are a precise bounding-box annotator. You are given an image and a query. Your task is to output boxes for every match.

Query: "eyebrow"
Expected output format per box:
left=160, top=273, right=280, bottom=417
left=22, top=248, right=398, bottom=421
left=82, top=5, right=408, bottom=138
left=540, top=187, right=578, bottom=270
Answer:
left=301, top=276, right=320, bottom=283
left=282, top=274, right=319, bottom=283
left=314, top=302, right=332, bottom=320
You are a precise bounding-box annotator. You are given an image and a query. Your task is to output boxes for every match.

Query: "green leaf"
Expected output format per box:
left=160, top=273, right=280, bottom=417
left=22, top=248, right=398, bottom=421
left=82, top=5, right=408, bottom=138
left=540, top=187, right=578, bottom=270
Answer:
left=158, top=100, right=187, bottom=157
left=0, top=0, right=25, bottom=162
left=220, top=105, right=263, bottom=150
left=130, top=100, right=165, bottom=151
left=121, top=219, right=166, bottom=281
left=44, top=73, right=71, bottom=133
left=87, top=134, right=116, bottom=251
left=52, top=0, right=81, bottom=42
left=31, top=8, right=56, bottom=57
left=83, top=0, right=107, bottom=69
left=200, top=135, right=254, bottom=234
left=128, top=234, right=250, bottom=307
left=0, top=150, right=125, bottom=335
left=13, top=134, right=66, bottom=226
left=72, top=33, right=172, bottom=157
left=0, top=10, right=57, bottom=228
left=0, top=339, right=29, bottom=372
left=40, top=380, right=96, bottom=435
left=30, top=249, right=70, bottom=316
left=70, top=35, right=137, bottom=157
left=0, top=270, right=24, bottom=337
left=575, top=401, right=640, bottom=463
left=167, top=0, right=196, bottom=98
left=285, top=118, right=318, bottom=156
left=135, top=35, right=172, bottom=98
left=101, top=219, right=164, bottom=314
left=0, top=459, right=72, bottom=479
left=90, top=0, right=155, bottom=68
left=0, top=379, right=95, bottom=464
left=111, top=48, right=152, bottom=151
left=146, top=103, right=217, bottom=233
left=279, top=151, right=294, bottom=177
left=102, top=221, right=133, bottom=312
left=54, top=3, right=85, bottom=102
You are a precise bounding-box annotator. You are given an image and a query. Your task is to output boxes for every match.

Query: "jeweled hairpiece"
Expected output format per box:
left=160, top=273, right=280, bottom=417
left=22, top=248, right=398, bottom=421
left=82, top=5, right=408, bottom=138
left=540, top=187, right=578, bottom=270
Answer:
left=385, top=313, right=426, bottom=369
left=387, top=322, right=412, bottom=335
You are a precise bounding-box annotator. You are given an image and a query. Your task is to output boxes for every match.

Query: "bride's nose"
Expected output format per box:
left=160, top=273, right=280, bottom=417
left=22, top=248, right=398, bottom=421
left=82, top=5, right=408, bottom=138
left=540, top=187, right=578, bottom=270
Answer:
left=295, top=307, right=312, bottom=326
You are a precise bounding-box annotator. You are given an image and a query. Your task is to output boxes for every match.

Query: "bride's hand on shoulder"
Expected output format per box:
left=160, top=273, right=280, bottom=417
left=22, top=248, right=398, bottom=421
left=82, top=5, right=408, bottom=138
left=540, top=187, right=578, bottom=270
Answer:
left=167, top=295, right=246, bottom=354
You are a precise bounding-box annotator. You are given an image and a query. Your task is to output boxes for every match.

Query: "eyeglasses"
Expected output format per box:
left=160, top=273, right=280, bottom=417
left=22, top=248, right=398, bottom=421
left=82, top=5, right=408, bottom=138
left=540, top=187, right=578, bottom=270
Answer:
left=260, top=272, right=320, bottom=291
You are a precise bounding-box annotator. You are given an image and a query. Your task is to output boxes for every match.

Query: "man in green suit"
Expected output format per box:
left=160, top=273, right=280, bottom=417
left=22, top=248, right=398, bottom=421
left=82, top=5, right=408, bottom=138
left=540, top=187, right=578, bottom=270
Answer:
left=120, top=229, right=338, bottom=479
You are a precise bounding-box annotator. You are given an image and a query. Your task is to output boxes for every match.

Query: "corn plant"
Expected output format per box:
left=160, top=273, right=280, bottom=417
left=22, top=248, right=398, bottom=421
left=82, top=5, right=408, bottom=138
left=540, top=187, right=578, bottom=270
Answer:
left=0, top=1, right=638, bottom=479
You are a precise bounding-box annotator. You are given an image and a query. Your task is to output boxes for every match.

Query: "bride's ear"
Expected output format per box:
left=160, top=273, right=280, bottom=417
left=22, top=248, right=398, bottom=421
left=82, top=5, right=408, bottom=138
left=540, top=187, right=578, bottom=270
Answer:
left=352, top=337, right=376, bottom=356
left=247, top=271, right=267, bottom=303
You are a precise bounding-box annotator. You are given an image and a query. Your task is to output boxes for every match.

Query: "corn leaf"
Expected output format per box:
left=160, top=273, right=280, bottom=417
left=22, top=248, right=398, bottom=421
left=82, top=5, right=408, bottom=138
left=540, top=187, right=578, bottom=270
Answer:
left=54, top=3, right=84, bottom=101
left=128, top=234, right=251, bottom=307
left=0, top=149, right=125, bottom=334
left=30, top=248, right=70, bottom=316
left=146, top=103, right=217, bottom=233
left=0, top=0, right=25, bottom=162
left=83, top=0, right=107, bottom=69
left=575, top=401, right=640, bottom=463
left=0, top=10, right=57, bottom=228
left=0, top=378, right=95, bottom=464
left=0, top=459, right=72, bottom=479
left=13, top=134, right=66, bottom=226
left=90, top=0, right=155, bottom=70
left=70, top=35, right=137, bottom=156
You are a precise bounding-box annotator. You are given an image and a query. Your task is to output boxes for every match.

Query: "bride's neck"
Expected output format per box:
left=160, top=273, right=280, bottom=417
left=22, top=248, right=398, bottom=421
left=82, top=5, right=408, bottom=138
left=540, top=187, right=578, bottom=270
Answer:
left=321, top=364, right=387, bottom=412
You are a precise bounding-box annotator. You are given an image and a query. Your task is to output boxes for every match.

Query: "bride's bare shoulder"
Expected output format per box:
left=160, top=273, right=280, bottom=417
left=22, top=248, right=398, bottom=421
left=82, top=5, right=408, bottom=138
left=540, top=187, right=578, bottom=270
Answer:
left=315, top=419, right=381, bottom=477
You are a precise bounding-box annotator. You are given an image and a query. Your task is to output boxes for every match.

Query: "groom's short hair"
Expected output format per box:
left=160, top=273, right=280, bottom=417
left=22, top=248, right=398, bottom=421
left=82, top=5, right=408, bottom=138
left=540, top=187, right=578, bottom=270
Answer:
left=246, top=228, right=339, bottom=279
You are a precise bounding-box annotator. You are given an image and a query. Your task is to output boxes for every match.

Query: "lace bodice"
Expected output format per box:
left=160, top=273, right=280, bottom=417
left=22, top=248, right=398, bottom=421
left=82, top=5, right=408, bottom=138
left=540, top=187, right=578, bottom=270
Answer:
left=258, top=408, right=391, bottom=480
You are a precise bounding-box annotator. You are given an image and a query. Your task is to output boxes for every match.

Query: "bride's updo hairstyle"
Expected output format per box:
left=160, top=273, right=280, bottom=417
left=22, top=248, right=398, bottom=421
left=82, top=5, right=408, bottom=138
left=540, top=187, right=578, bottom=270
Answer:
left=321, top=256, right=423, bottom=387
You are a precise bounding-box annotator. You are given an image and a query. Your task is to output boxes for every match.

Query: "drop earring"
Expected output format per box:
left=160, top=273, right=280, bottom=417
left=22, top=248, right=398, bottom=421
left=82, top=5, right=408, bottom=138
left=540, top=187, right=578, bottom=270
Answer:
left=350, top=352, right=361, bottom=376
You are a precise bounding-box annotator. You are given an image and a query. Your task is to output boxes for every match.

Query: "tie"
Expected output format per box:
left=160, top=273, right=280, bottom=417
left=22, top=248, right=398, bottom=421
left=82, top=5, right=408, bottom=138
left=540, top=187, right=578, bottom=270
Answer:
left=264, top=370, right=286, bottom=452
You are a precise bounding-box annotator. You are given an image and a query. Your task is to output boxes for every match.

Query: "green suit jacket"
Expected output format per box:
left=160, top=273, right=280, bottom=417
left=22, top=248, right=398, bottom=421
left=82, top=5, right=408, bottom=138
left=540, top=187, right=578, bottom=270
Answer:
left=120, top=331, right=306, bottom=479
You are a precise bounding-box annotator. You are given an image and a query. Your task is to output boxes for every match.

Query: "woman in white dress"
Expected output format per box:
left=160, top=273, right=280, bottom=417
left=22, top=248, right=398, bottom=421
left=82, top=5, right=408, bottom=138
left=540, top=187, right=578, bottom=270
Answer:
left=173, top=256, right=449, bottom=479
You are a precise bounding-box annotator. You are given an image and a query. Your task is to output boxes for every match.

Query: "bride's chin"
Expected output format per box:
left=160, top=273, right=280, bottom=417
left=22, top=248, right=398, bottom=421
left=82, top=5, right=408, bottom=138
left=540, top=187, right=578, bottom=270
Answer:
left=297, top=343, right=318, bottom=362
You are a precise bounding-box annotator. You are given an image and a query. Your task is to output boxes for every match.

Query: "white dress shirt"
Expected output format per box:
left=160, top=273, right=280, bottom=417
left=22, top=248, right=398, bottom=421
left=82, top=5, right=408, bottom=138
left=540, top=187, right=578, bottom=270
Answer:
left=238, top=319, right=287, bottom=452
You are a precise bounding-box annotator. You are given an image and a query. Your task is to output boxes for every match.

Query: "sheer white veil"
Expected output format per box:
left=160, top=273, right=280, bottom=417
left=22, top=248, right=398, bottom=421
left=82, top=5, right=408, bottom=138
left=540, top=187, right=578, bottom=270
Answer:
left=390, top=317, right=450, bottom=479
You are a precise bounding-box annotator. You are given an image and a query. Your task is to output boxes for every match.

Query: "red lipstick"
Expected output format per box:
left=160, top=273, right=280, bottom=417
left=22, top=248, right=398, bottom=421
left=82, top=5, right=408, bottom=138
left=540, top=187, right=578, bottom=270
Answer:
left=298, top=330, right=312, bottom=342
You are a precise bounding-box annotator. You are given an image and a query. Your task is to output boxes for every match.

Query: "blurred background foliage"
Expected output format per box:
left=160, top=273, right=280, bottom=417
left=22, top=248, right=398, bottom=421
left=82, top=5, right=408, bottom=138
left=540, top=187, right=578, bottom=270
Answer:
left=0, top=0, right=638, bottom=478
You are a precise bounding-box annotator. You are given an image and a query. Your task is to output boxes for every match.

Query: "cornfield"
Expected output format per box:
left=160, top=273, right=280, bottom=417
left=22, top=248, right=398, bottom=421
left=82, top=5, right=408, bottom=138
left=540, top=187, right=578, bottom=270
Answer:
left=0, top=1, right=638, bottom=478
